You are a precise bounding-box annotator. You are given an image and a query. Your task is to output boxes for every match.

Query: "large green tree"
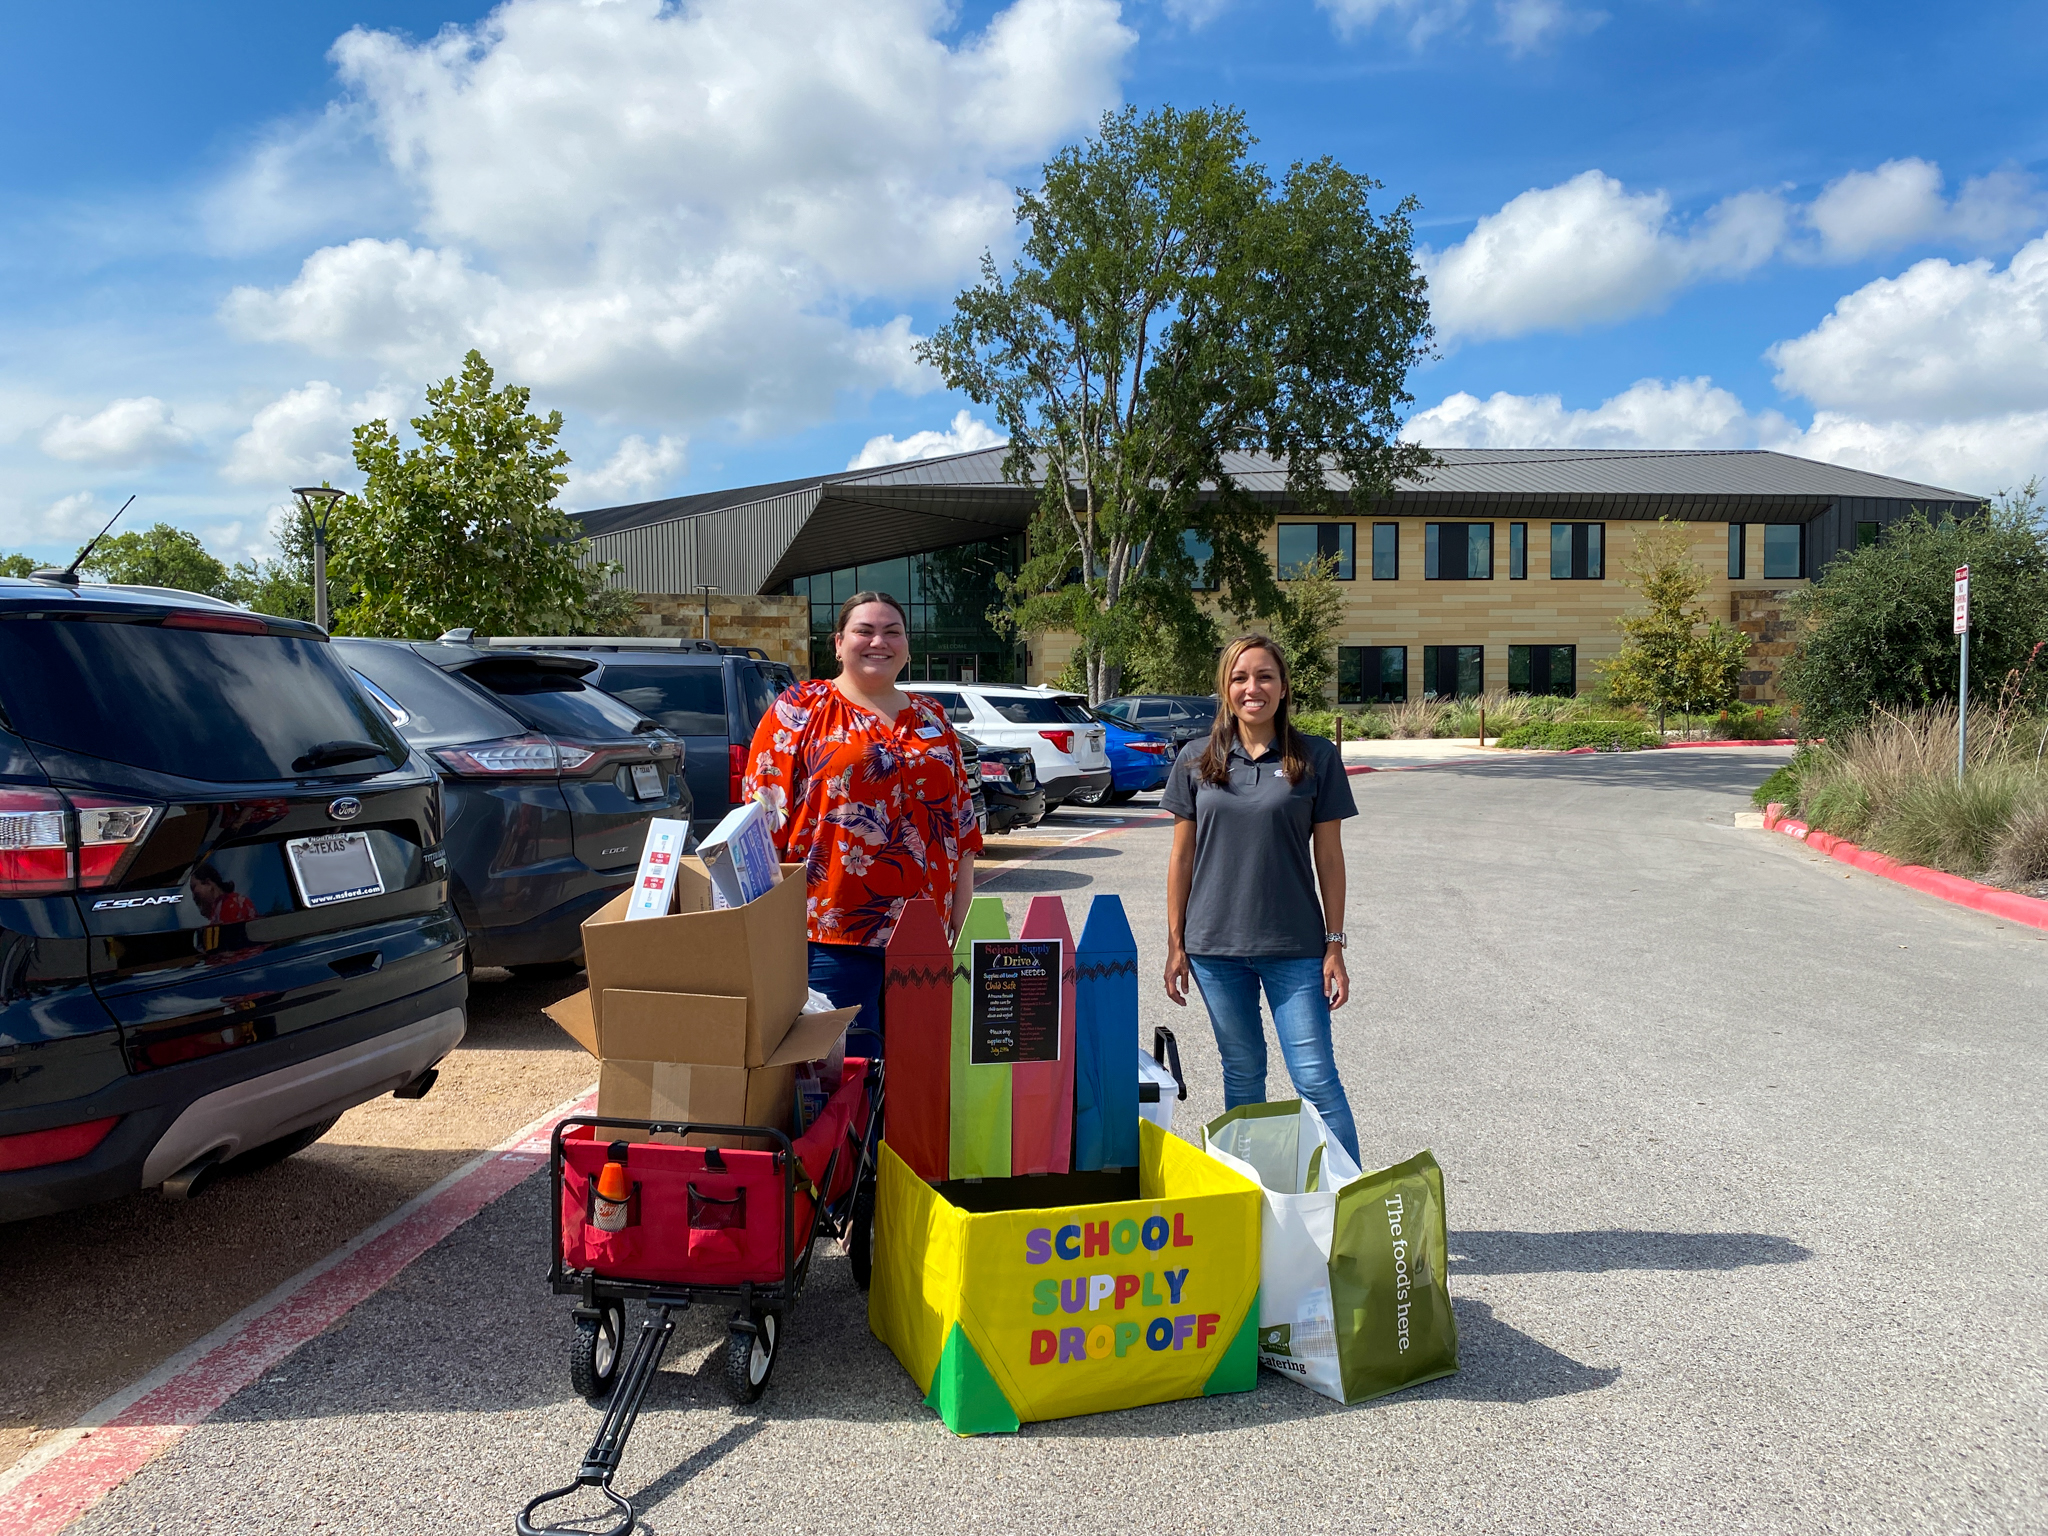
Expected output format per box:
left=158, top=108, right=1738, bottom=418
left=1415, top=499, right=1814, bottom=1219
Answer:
left=329, top=350, right=634, bottom=638
left=1779, top=487, right=2048, bottom=738
left=919, top=104, right=1433, bottom=701
left=81, top=523, right=237, bottom=598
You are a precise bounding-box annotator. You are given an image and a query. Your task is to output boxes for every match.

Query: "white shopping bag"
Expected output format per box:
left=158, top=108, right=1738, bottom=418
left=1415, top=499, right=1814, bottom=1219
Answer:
left=1202, top=1098, right=1360, bottom=1401
left=1137, top=1026, right=1186, bottom=1132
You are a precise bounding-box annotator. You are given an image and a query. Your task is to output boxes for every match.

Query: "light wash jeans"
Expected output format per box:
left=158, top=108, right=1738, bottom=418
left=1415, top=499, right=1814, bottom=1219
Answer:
left=1187, top=953, right=1360, bottom=1163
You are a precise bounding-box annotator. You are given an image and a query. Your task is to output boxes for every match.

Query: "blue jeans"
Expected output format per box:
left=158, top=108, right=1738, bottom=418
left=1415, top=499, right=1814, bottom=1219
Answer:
left=807, top=942, right=886, bottom=1057
left=1187, top=954, right=1359, bottom=1164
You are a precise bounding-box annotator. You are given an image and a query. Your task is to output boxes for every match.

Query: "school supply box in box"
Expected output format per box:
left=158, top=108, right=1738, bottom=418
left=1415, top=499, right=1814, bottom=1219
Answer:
left=580, top=855, right=809, bottom=1067
left=868, top=1118, right=1263, bottom=1434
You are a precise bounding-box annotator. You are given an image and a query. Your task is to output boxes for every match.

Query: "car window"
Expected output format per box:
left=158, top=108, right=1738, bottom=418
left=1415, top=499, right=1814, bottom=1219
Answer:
left=737, top=664, right=778, bottom=734
left=1134, top=701, right=1169, bottom=721
left=1054, top=698, right=1094, bottom=725
left=338, top=641, right=521, bottom=745
left=1166, top=703, right=1192, bottom=721
left=987, top=695, right=1075, bottom=724
left=466, top=663, right=653, bottom=740
left=0, top=618, right=407, bottom=782
left=1096, top=699, right=1132, bottom=721
left=593, top=664, right=727, bottom=735
left=910, top=689, right=974, bottom=724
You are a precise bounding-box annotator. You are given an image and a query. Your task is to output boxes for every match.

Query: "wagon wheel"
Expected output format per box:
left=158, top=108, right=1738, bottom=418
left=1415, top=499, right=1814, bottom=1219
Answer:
left=724, top=1310, right=779, bottom=1404
left=847, top=1176, right=876, bottom=1293
left=569, top=1299, right=627, bottom=1402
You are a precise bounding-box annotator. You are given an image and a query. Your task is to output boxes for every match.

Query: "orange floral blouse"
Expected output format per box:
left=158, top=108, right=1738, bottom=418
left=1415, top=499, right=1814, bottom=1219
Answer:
left=742, top=680, right=983, bottom=947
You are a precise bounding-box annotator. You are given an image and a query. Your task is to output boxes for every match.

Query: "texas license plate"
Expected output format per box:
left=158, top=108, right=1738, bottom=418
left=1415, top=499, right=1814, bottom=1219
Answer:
left=630, top=762, right=663, bottom=799
left=979, top=811, right=989, bottom=835
left=285, top=832, right=386, bottom=908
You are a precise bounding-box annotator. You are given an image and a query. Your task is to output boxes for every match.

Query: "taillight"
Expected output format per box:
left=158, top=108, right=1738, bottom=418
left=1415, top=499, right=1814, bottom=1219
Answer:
left=1129, top=741, right=1171, bottom=755
left=0, top=787, right=72, bottom=893
left=729, top=744, right=745, bottom=805
left=431, top=736, right=561, bottom=777
left=162, top=610, right=270, bottom=634
left=0, top=1115, right=120, bottom=1172
left=980, top=762, right=1013, bottom=782
left=73, top=797, right=159, bottom=888
left=1039, top=730, right=1074, bottom=754
left=0, top=789, right=157, bottom=894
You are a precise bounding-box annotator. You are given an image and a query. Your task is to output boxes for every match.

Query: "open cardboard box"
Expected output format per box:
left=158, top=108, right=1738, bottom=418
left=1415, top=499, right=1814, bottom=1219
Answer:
left=578, top=857, right=808, bottom=1068
left=546, top=988, right=858, bottom=1149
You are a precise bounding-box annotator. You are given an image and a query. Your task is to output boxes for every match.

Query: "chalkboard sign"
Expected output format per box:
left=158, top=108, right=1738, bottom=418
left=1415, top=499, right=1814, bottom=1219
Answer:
left=970, top=939, right=1064, bottom=1066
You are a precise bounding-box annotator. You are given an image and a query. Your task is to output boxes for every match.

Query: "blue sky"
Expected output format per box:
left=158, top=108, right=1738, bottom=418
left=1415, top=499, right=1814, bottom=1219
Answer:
left=4, top=0, right=2045, bottom=566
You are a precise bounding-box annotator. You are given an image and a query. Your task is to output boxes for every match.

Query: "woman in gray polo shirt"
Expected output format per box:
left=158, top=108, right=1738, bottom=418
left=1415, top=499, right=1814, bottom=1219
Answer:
left=1162, top=634, right=1360, bottom=1161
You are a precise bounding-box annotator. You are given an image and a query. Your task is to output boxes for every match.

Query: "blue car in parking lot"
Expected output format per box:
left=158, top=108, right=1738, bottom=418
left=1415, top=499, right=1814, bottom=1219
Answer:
left=1077, top=712, right=1177, bottom=804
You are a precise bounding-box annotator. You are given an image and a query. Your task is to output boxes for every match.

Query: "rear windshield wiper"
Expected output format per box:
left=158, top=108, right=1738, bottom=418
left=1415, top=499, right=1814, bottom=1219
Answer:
left=294, top=740, right=391, bottom=773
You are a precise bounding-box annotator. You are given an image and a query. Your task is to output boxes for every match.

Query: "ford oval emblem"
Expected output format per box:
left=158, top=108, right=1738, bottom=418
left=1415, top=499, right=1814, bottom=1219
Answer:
left=328, top=796, right=363, bottom=821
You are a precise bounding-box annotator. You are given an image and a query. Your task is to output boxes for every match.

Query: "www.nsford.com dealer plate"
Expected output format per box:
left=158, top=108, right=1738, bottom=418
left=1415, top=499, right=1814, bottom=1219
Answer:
left=285, top=831, right=386, bottom=908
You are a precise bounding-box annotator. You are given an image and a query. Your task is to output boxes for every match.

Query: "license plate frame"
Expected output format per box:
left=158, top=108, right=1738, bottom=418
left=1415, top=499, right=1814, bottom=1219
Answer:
left=284, top=831, right=386, bottom=909
left=630, top=762, right=663, bottom=800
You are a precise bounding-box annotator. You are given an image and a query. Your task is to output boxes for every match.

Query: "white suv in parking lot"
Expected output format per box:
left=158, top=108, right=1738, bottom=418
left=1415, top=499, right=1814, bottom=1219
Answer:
left=905, top=684, right=1112, bottom=809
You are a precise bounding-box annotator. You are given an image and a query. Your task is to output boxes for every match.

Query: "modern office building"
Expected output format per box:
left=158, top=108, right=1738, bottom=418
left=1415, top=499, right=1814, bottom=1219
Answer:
left=571, top=446, right=1977, bottom=699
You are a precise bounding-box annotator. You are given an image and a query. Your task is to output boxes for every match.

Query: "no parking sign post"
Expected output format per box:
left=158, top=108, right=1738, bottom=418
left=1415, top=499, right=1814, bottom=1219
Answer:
left=1956, top=564, right=1970, bottom=785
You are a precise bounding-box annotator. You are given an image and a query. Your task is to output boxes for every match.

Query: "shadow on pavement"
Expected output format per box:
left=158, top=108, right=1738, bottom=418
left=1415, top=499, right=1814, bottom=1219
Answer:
left=1450, top=1229, right=1812, bottom=1273
left=1417, top=750, right=1791, bottom=798
left=978, top=867, right=1096, bottom=891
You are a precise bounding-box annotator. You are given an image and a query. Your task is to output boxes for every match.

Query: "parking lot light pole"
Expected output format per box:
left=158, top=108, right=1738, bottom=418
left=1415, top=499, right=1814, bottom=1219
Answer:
left=694, top=583, right=719, bottom=641
left=292, top=486, right=347, bottom=632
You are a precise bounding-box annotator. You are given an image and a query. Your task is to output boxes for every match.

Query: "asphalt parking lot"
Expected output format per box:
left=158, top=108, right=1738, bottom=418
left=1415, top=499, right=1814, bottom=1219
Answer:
left=19, top=751, right=2048, bottom=1534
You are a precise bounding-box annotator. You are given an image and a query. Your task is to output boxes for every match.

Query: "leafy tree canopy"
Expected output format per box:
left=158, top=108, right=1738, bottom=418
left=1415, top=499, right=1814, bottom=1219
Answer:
left=330, top=350, right=634, bottom=638
left=920, top=103, right=1433, bottom=701
left=1601, top=518, right=1750, bottom=730
left=0, top=553, right=37, bottom=578
left=81, top=523, right=236, bottom=598
left=1779, top=486, right=2048, bottom=738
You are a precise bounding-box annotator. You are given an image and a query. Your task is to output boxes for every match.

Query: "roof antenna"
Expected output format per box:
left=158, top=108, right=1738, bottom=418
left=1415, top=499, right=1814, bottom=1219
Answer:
left=32, top=495, right=135, bottom=587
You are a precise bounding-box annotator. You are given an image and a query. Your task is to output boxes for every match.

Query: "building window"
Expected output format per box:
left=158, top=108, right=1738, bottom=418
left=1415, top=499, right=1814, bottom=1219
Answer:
left=1763, top=523, right=1805, bottom=580
left=1424, top=523, right=1493, bottom=580
left=1550, top=522, right=1604, bottom=580
left=1508, top=645, right=1577, bottom=697
left=1421, top=645, right=1483, bottom=699
left=1856, top=520, right=1880, bottom=549
left=1183, top=530, right=1214, bottom=590
left=1337, top=645, right=1407, bottom=704
left=1371, top=523, right=1399, bottom=580
left=1509, top=522, right=1527, bottom=580
left=1278, top=522, right=1355, bottom=580
left=1728, top=523, right=1746, bottom=580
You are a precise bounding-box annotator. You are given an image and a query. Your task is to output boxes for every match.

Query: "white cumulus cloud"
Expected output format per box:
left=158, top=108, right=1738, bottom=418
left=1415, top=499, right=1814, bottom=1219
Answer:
left=38, top=397, right=196, bottom=467
left=1424, top=171, right=1786, bottom=342
left=221, top=380, right=406, bottom=486
left=219, top=0, right=1133, bottom=437
left=847, top=410, right=1004, bottom=470
left=1405, top=377, right=1784, bottom=450
left=1800, top=159, right=2047, bottom=263
left=568, top=434, right=689, bottom=506
left=1768, top=234, right=2048, bottom=420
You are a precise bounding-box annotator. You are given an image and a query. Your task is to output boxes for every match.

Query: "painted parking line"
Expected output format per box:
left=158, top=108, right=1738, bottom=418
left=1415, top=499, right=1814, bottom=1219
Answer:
left=0, top=1085, right=597, bottom=1536
left=976, top=811, right=1171, bottom=887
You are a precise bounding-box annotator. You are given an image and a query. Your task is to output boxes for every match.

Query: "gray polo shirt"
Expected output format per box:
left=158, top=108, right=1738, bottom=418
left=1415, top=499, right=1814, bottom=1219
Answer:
left=1161, top=732, right=1357, bottom=958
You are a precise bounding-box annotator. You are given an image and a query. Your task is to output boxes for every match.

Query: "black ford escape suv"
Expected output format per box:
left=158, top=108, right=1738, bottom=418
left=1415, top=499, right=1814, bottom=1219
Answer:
left=0, top=581, right=467, bottom=1221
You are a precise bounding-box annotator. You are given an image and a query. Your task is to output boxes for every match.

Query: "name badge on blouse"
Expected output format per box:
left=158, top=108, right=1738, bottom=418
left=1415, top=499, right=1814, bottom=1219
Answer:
left=916, top=725, right=943, bottom=739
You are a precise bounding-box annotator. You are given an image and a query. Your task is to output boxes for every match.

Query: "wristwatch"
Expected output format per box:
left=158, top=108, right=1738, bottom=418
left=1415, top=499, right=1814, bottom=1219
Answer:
left=1324, top=931, right=1346, bottom=948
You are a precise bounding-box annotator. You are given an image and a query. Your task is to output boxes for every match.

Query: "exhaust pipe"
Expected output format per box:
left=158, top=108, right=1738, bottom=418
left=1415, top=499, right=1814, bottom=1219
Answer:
left=391, top=1066, right=439, bottom=1101
left=161, top=1149, right=226, bottom=1200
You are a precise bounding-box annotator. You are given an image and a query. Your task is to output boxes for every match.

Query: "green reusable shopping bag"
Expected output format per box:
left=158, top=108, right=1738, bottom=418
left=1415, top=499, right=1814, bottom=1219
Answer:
left=1205, top=1101, right=1459, bottom=1405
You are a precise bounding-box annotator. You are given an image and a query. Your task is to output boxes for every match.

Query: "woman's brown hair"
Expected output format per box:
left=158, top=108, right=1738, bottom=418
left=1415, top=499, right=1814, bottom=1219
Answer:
left=832, top=590, right=910, bottom=636
left=1197, top=634, right=1311, bottom=786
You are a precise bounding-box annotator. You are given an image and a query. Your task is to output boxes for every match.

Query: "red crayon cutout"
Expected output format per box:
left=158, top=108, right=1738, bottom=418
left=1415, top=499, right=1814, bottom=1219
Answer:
left=1013, top=895, right=1077, bottom=1176
left=883, top=897, right=953, bottom=1182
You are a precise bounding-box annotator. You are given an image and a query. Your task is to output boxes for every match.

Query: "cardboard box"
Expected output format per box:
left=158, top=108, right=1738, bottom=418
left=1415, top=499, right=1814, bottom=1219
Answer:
left=546, top=988, right=856, bottom=1149
left=578, top=857, right=808, bottom=1067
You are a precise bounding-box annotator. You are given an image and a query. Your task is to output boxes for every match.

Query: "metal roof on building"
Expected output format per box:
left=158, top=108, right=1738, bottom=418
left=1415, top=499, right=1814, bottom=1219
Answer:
left=569, top=445, right=1979, bottom=597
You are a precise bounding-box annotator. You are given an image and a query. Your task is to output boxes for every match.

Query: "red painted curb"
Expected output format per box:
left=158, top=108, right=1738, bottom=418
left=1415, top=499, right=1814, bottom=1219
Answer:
left=1657, top=738, right=1801, bottom=748
left=0, top=1087, right=598, bottom=1535
left=1760, top=805, right=2048, bottom=931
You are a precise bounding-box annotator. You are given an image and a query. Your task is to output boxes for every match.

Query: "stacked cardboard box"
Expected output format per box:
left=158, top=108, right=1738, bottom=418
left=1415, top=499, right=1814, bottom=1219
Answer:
left=545, top=856, right=856, bottom=1148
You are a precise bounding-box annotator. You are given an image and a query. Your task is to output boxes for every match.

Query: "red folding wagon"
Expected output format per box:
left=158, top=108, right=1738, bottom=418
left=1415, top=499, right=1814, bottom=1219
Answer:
left=520, top=1057, right=881, bottom=1536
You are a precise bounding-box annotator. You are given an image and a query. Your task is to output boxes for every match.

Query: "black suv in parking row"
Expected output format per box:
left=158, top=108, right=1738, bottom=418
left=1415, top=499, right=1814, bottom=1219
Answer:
left=0, top=582, right=469, bottom=1222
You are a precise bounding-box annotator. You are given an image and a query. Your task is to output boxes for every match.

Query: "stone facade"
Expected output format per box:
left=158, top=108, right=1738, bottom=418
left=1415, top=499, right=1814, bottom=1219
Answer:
left=1730, top=590, right=1802, bottom=703
left=632, top=592, right=810, bottom=674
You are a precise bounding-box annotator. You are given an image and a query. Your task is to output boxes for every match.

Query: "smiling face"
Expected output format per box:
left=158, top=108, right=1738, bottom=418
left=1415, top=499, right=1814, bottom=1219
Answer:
left=833, top=599, right=910, bottom=688
left=1225, top=644, right=1287, bottom=729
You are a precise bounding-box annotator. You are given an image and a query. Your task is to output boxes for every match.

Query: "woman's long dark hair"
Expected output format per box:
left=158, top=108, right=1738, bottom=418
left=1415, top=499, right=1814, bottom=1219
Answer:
left=1197, top=634, right=1311, bottom=786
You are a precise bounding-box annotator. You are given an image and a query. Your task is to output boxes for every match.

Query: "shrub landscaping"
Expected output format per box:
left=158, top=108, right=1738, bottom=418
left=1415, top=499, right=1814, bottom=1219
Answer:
left=1493, top=719, right=1663, bottom=752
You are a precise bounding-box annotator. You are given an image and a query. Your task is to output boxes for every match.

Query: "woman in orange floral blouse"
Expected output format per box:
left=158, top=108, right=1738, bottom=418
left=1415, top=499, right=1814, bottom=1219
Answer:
left=742, top=590, right=981, bottom=1051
